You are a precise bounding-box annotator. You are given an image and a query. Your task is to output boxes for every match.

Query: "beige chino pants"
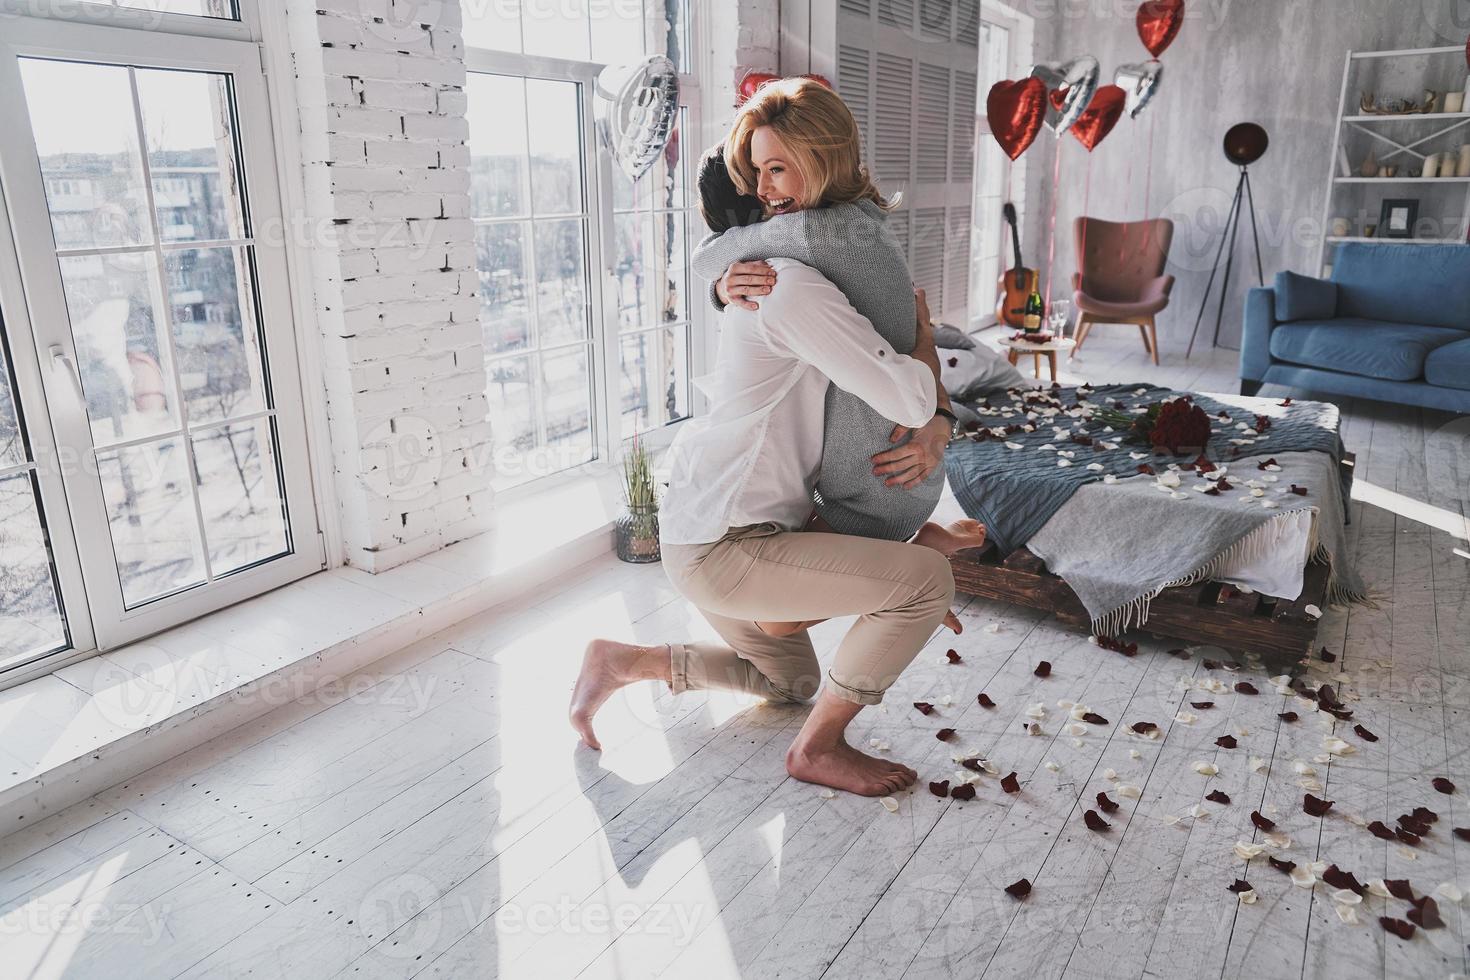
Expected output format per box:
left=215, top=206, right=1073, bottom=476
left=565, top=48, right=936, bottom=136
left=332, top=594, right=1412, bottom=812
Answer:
left=660, top=522, right=956, bottom=706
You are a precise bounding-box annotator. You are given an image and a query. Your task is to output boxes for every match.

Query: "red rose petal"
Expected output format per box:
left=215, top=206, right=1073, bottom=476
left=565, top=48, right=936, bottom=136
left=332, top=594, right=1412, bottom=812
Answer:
left=947, top=356, right=959, bottom=368
left=978, top=693, right=995, bottom=708
left=1215, top=735, right=1238, bottom=749
left=951, top=783, right=977, bottom=801
left=1379, top=917, right=1415, bottom=941
left=1323, top=865, right=1366, bottom=895
left=945, top=649, right=962, bottom=664
left=1397, top=814, right=1431, bottom=837
left=1455, top=827, right=1470, bottom=842
left=1203, top=486, right=1221, bottom=496
left=1034, top=661, right=1052, bottom=678
left=1137, top=463, right=1155, bottom=475
left=1216, top=478, right=1234, bottom=491
left=1191, top=701, right=1215, bottom=710
left=1257, top=457, right=1278, bottom=471
left=914, top=702, right=935, bottom=715
left=1269, top=856, right=1296, bottom=873
left=961, top=758, right=984, bottom=773
left=1234, top=682, right=1259, bottom=695
left=1353, top=724, right=1378, bottom=742
left=1226, top=878, right=1252, bottom=893
left=1167, top=648, right=1190, bottom=658
left=1407, top=896, right=1445, bottom=930
left=1130, top=722, right=1159, bottom=736
left=929, top=780, right=951, bottom=797
left=1412, top=806, right=1438, bottom=824
left=1005, top=878, right=1032, bottom=899
left=1289, top=485, right=1309, bottom=496
left=1206, top=790, right=1231, bottom=804
left=1251, top=810, right=1276, bottom=832
left=1320, top=647, right=1336, bottom=662
left=1303, top=794, right=1335, bottom=817
left=1096, top=791, right=1119, bottom=813
left=1278, top=712, right=1299, bottom=722
left=936, top=728, right=957, bottom=741
left=1001, top=771, right=1021, bottom=794
left=1384, top=879, right=1416, bottom=901
left=1279, top=398, right=1293, bottom=406
left=1083, top=809, right=1111, bottom=831
left=1081, top=712, right=1109, bottom=726
left=1203, top=659, right=1222, bottom=670
left=1368, top=821, right=1397, bottom=841
left=1433, top=777, right=1455, bottom=795
left=1396, top=828, right=1421, bottom=847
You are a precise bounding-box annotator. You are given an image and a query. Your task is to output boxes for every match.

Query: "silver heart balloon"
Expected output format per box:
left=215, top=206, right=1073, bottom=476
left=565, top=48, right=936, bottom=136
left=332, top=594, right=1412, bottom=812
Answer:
left=1029, top=55, right=1100, bottom=135
left=595, top=56, right=680, bottom=182
left=1115, top=59, right=1163, bottom=119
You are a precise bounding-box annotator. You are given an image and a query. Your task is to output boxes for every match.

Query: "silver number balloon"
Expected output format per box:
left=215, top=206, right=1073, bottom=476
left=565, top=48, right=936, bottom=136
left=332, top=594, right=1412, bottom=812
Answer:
left=595, top=56, right=680, bottom=182
left=1029, top=55, right=1100, bottom=135
left=1115, top=59, right=1163, bottom=120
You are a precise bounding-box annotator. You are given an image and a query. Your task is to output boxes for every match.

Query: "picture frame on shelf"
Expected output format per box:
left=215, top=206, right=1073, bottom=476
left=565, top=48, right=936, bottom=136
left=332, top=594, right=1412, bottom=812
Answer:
left=1377, top=198, right=1418, bottom=239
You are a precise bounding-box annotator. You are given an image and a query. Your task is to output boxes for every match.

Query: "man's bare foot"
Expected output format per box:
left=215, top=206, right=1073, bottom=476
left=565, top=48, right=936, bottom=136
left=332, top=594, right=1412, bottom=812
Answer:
left=569, top=639, right=670, bottom=750
left=786, top=738, right=918, bottom=797
left=943, top=610, right=963, bottom=634
left=913, top=519, right=988, bottom=556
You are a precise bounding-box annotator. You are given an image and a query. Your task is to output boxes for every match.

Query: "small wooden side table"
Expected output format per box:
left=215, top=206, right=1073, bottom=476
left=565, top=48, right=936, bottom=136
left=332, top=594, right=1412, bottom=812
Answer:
left=1000, top=337, right=1076, bottom=380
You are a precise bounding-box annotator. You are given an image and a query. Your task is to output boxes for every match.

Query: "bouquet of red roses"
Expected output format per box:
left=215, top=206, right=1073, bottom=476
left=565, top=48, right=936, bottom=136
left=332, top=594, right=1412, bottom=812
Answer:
left=1092, top=396, right=1213, bottom=456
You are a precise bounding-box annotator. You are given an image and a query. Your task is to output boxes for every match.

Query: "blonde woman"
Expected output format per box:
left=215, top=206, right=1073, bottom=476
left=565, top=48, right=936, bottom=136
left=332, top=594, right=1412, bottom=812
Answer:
left=570, top=86, right=972, bottom=797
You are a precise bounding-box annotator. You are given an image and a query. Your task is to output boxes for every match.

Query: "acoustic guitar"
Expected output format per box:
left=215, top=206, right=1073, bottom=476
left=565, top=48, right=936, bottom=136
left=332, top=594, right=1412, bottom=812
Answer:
left=995, top=202, right=1039, bottom=329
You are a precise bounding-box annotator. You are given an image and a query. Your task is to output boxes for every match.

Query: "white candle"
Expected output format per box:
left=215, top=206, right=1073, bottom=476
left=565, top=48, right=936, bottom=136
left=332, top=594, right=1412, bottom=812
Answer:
left=1459, top=143, right=1470, bottom=178
left=1446, top=91, right=1466, bottom=114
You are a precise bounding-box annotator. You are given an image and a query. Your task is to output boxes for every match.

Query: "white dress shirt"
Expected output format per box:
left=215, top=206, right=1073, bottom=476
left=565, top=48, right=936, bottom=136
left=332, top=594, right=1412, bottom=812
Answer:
left=659, top=258, right=937, bottom=545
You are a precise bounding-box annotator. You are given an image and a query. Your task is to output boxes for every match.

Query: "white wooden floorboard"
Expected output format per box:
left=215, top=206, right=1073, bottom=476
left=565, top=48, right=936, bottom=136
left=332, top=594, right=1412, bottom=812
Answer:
left=1, top=337, right=1466, bottom=980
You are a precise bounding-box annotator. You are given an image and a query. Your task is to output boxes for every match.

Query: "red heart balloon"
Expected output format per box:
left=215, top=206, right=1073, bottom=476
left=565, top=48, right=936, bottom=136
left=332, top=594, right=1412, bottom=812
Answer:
left=987, top=78, right=1048, bottom=161
left=1049, top=87, right=1067, bottom=110
left=1136, top=0, right=1184, bottom=58
left=737, top=71, right=781, bottom=106
left=1071, top=85, right=1126, bottom=151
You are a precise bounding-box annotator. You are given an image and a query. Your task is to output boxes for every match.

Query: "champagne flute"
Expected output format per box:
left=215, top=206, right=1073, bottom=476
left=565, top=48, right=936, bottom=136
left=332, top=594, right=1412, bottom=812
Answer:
left=1048, top=298, right=1072, bottom=338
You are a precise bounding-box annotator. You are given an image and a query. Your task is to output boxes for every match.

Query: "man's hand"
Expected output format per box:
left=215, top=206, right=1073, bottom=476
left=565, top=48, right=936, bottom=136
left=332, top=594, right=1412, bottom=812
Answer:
left=716, top=260, right=777, bottom=310
left=871, top=415, right=952, bottom=489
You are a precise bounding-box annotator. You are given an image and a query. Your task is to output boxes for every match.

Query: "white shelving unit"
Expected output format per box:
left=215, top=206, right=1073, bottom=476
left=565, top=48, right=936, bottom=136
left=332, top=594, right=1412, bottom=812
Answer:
left=1318, top=44, right=1470, bottom=273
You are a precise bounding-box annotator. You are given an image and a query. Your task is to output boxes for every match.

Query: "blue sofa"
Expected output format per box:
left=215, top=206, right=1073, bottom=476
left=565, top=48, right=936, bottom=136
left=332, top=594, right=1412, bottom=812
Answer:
left=1240, top=243, right=1470, bottom=413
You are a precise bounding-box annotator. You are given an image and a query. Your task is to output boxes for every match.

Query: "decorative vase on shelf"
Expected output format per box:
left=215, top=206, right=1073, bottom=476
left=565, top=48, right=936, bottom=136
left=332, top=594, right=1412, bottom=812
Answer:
left=615, top=433, right=661, bottom=564
left=1358, top=148, right=1379, bottom=178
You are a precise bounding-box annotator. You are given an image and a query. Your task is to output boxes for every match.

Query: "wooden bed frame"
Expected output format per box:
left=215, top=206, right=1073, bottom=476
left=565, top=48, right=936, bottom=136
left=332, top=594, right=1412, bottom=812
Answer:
left=947, top=453, right=1355, bottom=661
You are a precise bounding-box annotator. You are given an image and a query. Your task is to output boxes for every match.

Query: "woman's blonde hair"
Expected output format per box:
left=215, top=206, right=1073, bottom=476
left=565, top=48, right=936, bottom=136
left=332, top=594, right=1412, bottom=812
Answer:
left=723, top=77, right=893, bottom=211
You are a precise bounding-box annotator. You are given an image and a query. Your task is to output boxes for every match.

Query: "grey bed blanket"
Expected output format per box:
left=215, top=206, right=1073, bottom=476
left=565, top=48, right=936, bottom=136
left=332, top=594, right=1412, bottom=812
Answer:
left=944, top=383, right=1367, bottom=633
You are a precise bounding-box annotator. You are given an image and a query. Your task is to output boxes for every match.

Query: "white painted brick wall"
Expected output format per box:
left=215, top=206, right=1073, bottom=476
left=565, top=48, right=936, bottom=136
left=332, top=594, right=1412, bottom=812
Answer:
left=286, top=0, right=491, bottom=573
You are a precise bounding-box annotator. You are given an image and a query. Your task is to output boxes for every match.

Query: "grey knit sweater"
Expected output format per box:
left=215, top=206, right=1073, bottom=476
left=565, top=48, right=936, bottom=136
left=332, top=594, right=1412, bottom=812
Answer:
left=691, top=201, right=943, bottom=541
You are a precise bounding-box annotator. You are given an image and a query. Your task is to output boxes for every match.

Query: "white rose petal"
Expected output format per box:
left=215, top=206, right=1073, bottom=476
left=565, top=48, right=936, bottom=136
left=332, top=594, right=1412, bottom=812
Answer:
left=1175, top=712, right=1198, bottom=724
left=1234, top=842, right=1267, bottom=859
left=1059, top=450, right=1075, bottom=459
left=819, top=788, right=837, bottom=799
left=1130, top=749, right=1143, bottom=760
left=1026, top=702, right=1046, bottom=719
left=1058, top=459, right=1074, bottom=468
left=1171, top=492, right=1189, bottom=500
left=880, top=796, right=899, bottom=812
left=1436, top=882, right=1464, bottom=903
left=1162, top=813, right=1182, bottom=826
left=1067, top=723, right=1088, bottom=737
left=1193, top=762, right=1219, bottom=776
left=1293, top=761, right=1316, bottom=776
left=1265, top=831, right=1292, bottom=849
left=1086, top=463, right=1104, bottom=472
left=982, top=759, right=1000, bottom=775
left=984, top=623, right=1001, bottom=634
left=1028, top=723, right=1044, bottom=736
left=1331, top=888, right=1362, bottom=906
left=1397, top=847, right=1418, bottom=861
left=1158, top=470, right=1182, bottom=488
left=1130, top=452, right=1148, bottom=460
left=1103, top=474, right=1119, bottom=485
left=1290, top=866, right=1317, bottom=888
left=1191, top=804, right=1208, bottom=819
left=1324, top=737, right=1356, bottom=756
left=1239, top=889, right=1258, bottom=905
left=1335, top=903, right=1358, bottom=924
left=1104, top=768, right=1119, bottom=781
left=1250, top=488, right=1265, bottom=498
left=1367, top=879, right=1392, bottom=898
left=1072, top=738, right=1086, bottom=748
left=1117, top=784, right=1142, bottom=799
left=1304, top=604, right=1323, bottom=619
left=1005, top=441, right=1024, bottom=450
left=1250, top=756, right=1269, bottom=773
left=1264, top=463, right=1282, bottom=472
left=1044, top=760, right=1061, bottom=772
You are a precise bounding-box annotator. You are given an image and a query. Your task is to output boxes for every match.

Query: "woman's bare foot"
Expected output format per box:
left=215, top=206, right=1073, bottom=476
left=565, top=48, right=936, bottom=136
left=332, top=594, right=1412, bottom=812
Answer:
left=913, top=519, right=988, bottom=556
left=569, top=639, right=671, bottom=750
left=786, top=738, right=918, bottom=797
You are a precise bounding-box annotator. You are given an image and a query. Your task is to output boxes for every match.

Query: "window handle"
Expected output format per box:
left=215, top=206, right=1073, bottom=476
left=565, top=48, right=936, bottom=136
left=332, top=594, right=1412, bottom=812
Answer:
left=48, top=344, right=85, bottom=398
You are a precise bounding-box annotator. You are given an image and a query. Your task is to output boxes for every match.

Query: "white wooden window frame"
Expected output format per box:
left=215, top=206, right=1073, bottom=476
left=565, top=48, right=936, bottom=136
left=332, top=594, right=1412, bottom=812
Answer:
left=0, top=10, right=323, bottom=653
left=467, top=36, right=707, bottom=504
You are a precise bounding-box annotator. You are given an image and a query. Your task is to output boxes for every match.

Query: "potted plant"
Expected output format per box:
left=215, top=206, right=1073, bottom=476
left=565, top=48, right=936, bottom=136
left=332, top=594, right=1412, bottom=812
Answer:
left=616, top=433, right=660, bottom=563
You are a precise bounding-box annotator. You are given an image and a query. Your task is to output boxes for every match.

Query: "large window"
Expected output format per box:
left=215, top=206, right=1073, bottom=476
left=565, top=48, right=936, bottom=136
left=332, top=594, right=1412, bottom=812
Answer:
left=0, top=3, right=320, bottom=675
left=462, top=0, right=699, bottom=491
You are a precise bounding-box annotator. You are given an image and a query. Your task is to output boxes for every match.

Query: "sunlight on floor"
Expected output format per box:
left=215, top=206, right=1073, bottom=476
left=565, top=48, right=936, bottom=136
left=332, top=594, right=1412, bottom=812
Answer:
left=1352, top=478, right=1469, bottom=540
left=10, top=850, right=129, bottom=979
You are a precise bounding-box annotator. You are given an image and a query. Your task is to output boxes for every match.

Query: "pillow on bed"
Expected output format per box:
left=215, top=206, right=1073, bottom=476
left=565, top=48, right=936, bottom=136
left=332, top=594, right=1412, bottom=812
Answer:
left=940, top=344, right=1026, bottom=401
left=933, top=323, right=977, bottom=350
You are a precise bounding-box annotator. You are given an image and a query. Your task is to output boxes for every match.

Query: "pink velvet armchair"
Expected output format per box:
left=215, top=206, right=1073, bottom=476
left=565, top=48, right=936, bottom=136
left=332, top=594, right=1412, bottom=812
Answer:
left=1071, top=217, right=1175, bottom=364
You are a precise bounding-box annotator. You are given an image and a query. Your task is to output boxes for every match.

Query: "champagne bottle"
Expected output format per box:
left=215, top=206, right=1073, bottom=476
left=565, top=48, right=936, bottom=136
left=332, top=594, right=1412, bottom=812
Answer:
left=1023, top=289, right=1044, bottom=332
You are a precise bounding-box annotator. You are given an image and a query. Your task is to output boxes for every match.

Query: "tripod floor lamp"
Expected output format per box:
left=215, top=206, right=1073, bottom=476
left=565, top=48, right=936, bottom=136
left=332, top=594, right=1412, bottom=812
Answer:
left=1186, top=122, right=1269, bottom=358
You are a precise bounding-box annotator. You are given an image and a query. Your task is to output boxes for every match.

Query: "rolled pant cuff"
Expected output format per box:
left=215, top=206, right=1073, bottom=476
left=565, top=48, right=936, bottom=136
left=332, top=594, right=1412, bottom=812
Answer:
left=668, top=642, right=690, bottom=695
left=825, top=669, right=886, bottom=706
